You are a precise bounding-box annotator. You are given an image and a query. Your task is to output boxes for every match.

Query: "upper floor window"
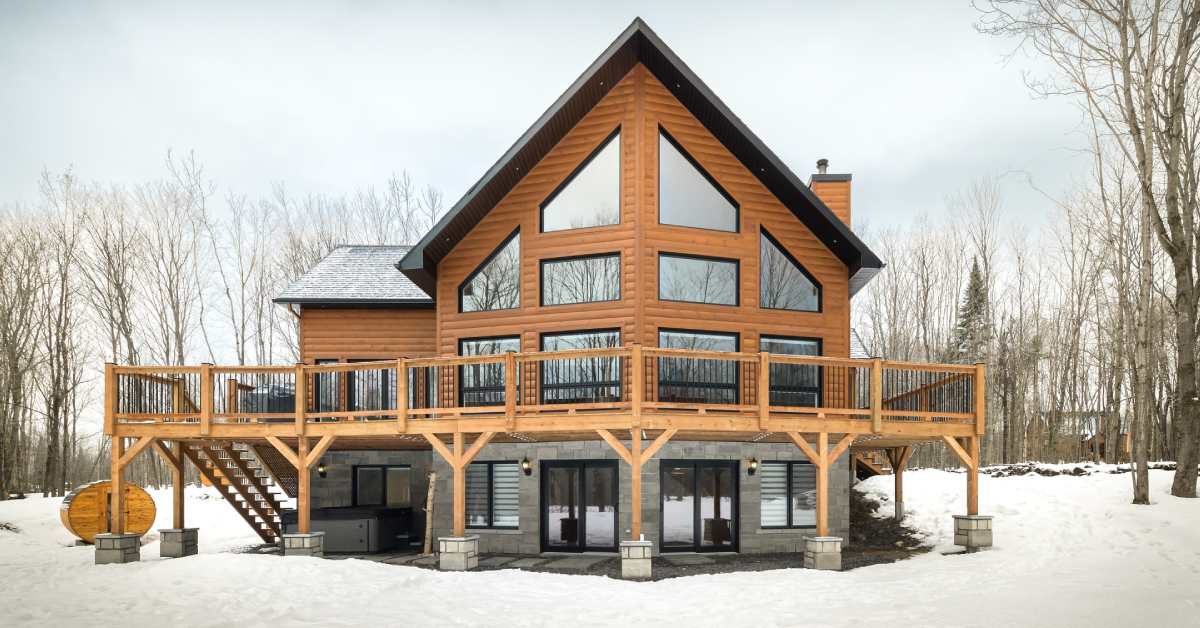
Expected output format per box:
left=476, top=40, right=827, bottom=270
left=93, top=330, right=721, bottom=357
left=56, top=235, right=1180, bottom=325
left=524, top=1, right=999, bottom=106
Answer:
left=760, top=229, right=820, bottom=312
left=540, top=329, right=622, bottom=404
left=459, top=336, right=521, bottom=407
left=541, top=129, right=621, bottom=232
left=541, top=253, right=621, bottom=306
left=659, top=253, right=738, bottom=306
left=760, top=335, right=821, bottom=407
left=657, top=329, right=739, bottom=404
left=460, top=229, right=520, bottom=313
left=658, top=128, right=738, bottom=232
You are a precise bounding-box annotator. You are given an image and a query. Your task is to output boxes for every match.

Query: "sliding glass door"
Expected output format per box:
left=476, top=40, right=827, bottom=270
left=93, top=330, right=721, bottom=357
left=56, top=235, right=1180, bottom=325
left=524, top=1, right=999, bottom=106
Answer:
left=660, top=460, right=738, bottom=552
left=540, top=460, right=618, bottom=552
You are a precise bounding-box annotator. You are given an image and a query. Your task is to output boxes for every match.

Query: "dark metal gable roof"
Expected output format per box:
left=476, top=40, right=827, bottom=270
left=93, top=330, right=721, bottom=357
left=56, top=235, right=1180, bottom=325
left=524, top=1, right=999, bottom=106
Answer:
left=399, top=18, right=884, bottom=296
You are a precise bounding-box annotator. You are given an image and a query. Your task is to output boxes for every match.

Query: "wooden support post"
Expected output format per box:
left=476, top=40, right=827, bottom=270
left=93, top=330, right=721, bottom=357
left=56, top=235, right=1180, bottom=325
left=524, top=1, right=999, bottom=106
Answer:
left=294, top=363, right=307, bottom=437
left=452, top=432, right=465, bottom=536
left=758, top=351, right=770, bottom=431
left=870, top=358, right=883, bottom=433
left=297, top=436, right=311, bottom=534
left=171, top=441, right=185, bottom=528
left=110, top=436, right=126, bottom=534
left=630, top=344, right=643, bottom=428
left=967, top=436, right=980, bottom=515
left=199, top=363, right=214, bottom=436
left=104, top=363, right=116, bottom=436
left=974, top=362, right=987, bottom=436
left=504, top=352, right=516, bottom=430
left=630, top=428, right=643, bottom=540
left=887, top=446, right=913, bottom=520
left=816, top=432, right=829, bottom=537
left=398, top=358, right=409, bottom=434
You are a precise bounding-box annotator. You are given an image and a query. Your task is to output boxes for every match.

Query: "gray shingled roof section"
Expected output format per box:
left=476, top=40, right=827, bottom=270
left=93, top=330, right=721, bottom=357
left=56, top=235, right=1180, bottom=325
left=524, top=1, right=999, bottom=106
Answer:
left=274, top=245, right=432, bottom=305
left=850, top=328, right=871, bottom=359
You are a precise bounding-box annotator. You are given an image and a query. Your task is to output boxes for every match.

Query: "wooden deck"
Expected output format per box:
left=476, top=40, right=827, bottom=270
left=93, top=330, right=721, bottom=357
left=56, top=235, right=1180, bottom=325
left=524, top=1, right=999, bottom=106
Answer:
left=103, top=346, right=985, bottom=543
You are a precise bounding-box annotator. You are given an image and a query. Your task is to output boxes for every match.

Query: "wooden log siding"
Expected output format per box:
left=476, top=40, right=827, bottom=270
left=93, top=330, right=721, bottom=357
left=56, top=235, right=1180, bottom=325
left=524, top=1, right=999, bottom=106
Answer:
left=434, top=64, right=850, bottom=360
left=299, top=306, right=436, bottom=362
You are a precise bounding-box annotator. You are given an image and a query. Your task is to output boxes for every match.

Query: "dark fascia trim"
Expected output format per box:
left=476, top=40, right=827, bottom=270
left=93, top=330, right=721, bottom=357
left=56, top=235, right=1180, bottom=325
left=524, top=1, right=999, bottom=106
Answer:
left=399, top=18, right=884, bottom=298
left=539, top=126, right=622, bottom=233
left=809, top=173, right=852, bottom=183
left=273, top=298, right=434, bottom=307
left=759, top=227, right=823, bottom=314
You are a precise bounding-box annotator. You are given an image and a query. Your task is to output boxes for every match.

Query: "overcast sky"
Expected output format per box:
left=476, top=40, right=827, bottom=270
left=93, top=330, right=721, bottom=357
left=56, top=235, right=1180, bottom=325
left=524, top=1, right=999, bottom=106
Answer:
left=1, top=1, right=1088, bottom=233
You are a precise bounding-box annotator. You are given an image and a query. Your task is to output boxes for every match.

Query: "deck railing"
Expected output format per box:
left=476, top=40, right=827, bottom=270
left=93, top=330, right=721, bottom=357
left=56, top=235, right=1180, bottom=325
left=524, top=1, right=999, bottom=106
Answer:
left=104, top=347, right=984, bottom=436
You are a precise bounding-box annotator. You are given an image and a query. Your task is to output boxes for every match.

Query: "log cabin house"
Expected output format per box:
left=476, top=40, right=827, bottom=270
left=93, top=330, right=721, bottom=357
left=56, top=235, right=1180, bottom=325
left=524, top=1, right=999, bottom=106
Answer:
left=100, top=19, right=991, bottom=572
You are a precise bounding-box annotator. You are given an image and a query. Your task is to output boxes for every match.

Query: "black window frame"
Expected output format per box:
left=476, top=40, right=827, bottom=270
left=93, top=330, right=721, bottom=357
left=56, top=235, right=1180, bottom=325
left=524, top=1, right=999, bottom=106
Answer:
left=466, top=460, right=521, bottom=530
left=351, top=464, right=412, bottom=507
left=346, top=357, right=393, bottom=414
left=458, top=227, right=521, bottom=314
left=657, top=252, right=740, bottom=307
left=458, top=335, right=521, bottom=407
left=656, top=328, right=741, bottom=404
left=657, top=125, right=740, bottom=233
left=539, top=252, right=622, bottom=307
left=312, top=358, right=339, bottom=414
left=759, top=460, right=818, bottom=529
left=539, top=126, right=622, bottom=233
left=538, top=328, right=623, bottom=404
left=759, top=228, right=823, bottom=313
left=759, top=335, right=824, bottom=408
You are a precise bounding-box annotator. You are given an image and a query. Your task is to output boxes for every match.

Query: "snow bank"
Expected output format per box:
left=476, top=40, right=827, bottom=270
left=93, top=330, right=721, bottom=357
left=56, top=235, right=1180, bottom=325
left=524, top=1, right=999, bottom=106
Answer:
left=2, top=472, right=1198, bottom=627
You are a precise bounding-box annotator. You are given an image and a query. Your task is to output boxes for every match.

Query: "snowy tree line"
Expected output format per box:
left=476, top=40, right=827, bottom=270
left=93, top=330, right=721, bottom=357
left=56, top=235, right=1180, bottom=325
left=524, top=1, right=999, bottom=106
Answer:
left=0, top=153, right=443, bottom=498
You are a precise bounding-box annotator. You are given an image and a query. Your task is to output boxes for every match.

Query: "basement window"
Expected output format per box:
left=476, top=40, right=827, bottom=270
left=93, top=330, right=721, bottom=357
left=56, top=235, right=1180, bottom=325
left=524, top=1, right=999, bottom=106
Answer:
left=353, top=465, right=412, bottom=508
left=467, top=461, right=520, bottom=529
left=760, top=461, right=816, bottom=528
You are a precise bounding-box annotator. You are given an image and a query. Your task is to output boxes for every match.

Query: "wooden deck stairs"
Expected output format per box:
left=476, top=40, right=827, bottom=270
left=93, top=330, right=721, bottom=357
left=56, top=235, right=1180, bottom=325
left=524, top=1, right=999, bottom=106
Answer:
left=854, top=450, right=893, bottom=478
left=180, top=442, right=290, bottom=543
left=248, top=444, right=298, bottom=498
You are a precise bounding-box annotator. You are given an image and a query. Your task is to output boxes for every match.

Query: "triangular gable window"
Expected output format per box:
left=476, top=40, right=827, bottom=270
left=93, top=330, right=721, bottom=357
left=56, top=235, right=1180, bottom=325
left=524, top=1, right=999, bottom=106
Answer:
left=540, top=129, right=621, bottom=232
left=460, top=229, right=520, bottom=312
left=760, top=229, right=820, bottom=312
left=658, top=128, right=739, bottom=232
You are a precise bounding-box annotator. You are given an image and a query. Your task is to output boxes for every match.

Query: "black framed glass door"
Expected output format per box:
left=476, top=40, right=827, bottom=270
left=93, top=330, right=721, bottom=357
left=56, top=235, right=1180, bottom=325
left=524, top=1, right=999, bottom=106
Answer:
left=540, top=460, right=618, bottom=552
left=660, top=460, right=738, bottom=552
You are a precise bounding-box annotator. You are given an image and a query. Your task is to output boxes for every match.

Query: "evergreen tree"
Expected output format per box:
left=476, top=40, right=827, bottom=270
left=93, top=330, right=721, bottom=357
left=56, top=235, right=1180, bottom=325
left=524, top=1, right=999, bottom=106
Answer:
left=953, top=257, right=989, bottom=362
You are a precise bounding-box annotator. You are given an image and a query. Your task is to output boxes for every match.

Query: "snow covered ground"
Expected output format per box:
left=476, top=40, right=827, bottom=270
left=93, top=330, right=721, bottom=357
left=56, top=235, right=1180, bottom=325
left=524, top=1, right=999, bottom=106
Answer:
left=1, top=467, right=1198, bottom=627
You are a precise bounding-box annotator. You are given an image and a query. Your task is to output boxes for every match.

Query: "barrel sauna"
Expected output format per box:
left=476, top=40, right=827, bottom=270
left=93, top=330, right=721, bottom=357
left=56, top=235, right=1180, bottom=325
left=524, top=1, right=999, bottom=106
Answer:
left=59, top=480, right=156, bottom=544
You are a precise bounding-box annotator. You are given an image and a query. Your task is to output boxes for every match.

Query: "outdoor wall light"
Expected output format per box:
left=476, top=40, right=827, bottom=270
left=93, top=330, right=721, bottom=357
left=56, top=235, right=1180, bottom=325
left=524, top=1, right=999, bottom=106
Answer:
left=747, top=458, right=759, bottom=476
left=521, top=457, right=533, bottom=476
left=317, top=460, right=327, bottom=478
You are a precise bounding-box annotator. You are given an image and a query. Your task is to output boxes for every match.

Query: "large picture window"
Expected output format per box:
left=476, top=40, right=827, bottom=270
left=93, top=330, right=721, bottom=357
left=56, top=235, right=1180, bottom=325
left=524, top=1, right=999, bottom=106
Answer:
left=760, top=461, right=816, bottom=528
left=658, top=253, right=738, bottom=306
left=460, top=230, right=520, bottom=313
left=658, top=128, right=738, bottom=232
left=353, top=465, right=412, bottom=508
left=760, top=336, right=821, bottom=407
left=541, top=253, right=621, bottom=306
left=760, top=229, right=820, bottom=312
left=541, top=129, right=621, bottom=232
left=657, top=329, right=739, bottom=404
left=467, top=461, right=520, bottom=529
left=540, top=329, right=622, bottom=404
left=459, top=336, right=521, bottom=407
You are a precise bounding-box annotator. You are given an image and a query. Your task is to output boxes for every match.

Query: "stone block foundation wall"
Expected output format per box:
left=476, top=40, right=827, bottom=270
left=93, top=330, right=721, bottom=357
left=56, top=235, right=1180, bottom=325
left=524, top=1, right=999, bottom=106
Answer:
left=431, top=440, right=850, bottom=555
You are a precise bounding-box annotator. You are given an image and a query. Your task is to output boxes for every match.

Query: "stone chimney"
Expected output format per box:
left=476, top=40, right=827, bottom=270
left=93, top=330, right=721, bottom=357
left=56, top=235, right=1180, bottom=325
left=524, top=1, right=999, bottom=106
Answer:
left=809, top=158, right=852, bottom=228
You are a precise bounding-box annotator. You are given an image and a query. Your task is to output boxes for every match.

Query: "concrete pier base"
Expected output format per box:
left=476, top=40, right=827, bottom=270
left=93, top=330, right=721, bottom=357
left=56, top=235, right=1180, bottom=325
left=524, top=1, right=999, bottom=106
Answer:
left=438, top=535, right=479, bottom=571
left=953, top=515, right=993, bottom=551
left=282, top=532, right=325, bottom=557
left=803, top=536, right=842, bottom=571
left=95, top=533, right=141, bottom=565
left=159, top=528, right=198, bottom=558
left=619, top=540, right=654, bottom=580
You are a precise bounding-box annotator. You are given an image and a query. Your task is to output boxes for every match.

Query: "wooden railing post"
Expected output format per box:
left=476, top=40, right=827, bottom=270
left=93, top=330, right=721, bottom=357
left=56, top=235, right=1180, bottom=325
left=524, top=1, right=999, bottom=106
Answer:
left=974, top=362, right=987, bottom=436
left=870, top=358, right=883, bottom=433
left=294, top=363, right=307, bottom=436
left=758, top=351, right=770, bottom=431
left=397, top=358, right=408, bottom=434
left=104, top=363, right=116, bottom=436
left=199, top=363, right=214, bottom=436
left=504, top=352, right=517, bottom=430
left=631, top=344, right=643, bottom=428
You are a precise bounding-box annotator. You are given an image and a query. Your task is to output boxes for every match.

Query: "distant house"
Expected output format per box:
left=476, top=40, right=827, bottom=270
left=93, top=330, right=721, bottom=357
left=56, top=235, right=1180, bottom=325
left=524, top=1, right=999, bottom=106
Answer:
left=102, top=19, right=989, bottom=570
